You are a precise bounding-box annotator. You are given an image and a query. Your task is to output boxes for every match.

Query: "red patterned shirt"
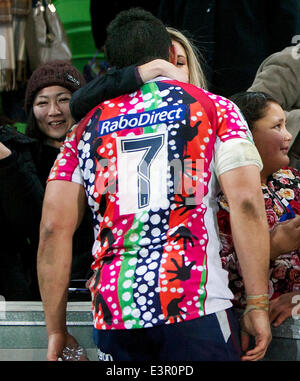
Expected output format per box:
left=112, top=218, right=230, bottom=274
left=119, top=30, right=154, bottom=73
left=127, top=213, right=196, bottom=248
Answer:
left=217, top=167, right=300, bottom=308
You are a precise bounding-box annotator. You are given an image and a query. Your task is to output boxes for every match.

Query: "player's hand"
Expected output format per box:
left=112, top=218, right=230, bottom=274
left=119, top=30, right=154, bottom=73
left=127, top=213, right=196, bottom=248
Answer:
left=47, top=332, right=89, bottom=361
left=240, top=309, right=272, bottom=361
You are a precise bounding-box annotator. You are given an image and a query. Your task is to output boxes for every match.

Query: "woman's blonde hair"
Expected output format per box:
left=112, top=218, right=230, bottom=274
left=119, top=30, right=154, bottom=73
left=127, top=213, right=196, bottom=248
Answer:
left=167, top=27, right=207, bottom=90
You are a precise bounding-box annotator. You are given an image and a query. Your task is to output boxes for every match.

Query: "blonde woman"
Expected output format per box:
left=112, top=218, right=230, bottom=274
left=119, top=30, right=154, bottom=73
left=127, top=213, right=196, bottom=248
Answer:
left=167, top=27, right=207, bottom=89
left=70, top=27, right=207, bottom=121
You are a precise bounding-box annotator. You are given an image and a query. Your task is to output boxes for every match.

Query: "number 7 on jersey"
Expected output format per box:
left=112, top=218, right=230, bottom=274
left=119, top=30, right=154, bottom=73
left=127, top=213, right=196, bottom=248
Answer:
left=116, top=131, right=169, bottom=215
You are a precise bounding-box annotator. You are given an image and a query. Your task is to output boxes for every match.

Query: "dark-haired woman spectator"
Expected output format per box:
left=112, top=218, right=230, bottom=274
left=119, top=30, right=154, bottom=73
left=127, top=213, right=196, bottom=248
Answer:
left=217, top=91, right=300, bottom=327
left=0, top=61, right=94, bottom=300
left=25, top=61, right=95, bottom=294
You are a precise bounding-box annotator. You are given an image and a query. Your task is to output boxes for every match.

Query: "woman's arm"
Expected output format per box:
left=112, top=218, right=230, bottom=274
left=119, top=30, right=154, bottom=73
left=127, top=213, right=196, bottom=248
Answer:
left=70, top=65, right=141, bottom=122
left=70, top=60, right=188, bottom=122
left=269, top=291, right=300, bottom=326
left=0, top=144, right=44, bottom=233
left=269, top=215, right=300, bottom=259
left=138, top=59, right=189, bottom=83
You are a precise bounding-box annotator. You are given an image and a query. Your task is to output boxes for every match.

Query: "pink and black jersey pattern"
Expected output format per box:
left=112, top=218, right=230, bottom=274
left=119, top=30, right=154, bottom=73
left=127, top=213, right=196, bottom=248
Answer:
left=49, top=79, right=254, bottom=330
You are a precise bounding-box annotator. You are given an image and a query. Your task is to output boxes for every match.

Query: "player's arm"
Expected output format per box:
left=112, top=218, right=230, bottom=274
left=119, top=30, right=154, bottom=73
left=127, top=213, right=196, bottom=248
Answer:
left=219, top=164, right=271, bottom=361
left=37, top=180, right=87, bottom=360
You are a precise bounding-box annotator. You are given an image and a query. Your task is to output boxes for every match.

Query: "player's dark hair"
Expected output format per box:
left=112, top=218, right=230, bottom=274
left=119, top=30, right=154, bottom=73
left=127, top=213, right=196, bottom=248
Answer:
left=104, top=7, right=172, bottom=68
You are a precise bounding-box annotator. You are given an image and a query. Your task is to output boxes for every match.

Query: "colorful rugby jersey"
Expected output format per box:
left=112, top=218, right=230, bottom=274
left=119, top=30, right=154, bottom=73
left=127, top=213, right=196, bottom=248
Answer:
left=49, top=78, right=261, bottom=330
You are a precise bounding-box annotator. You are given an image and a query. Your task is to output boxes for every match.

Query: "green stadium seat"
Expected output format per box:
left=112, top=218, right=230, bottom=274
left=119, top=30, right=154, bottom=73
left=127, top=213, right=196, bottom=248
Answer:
left=53, top=0, right=104, bottom=73
left=14, top=122, right=26, bottom=134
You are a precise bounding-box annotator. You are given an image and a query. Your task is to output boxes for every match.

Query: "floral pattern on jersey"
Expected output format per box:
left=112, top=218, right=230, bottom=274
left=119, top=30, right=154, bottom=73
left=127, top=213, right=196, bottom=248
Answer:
left=217, top=167, right=300, bottom=308
left=50, top=80, right=254, bottom=329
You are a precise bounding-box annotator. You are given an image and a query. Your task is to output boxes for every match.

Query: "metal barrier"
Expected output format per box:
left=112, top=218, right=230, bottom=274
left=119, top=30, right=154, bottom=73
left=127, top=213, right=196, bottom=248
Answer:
left=264, top=317, right=300, bottom=361
left=1, top=303, right=298, bottom=361
left=0, top=301, right=98, bottom=361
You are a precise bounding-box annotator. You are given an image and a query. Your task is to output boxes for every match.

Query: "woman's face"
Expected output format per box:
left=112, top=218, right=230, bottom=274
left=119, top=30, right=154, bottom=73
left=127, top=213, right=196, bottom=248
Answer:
left=252, top=102, right=292, bottom=179
left=33, top=85, right=73, bottom=147
left=172, top=40, right=189, bottom=78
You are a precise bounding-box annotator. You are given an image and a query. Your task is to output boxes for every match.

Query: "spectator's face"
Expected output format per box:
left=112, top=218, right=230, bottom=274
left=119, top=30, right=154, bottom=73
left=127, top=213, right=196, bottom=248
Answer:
left=172, top=40, right=189, bottom=78
left=252, top=102, right=292, bottom=176
left=33, top=86, right=73, bottom=147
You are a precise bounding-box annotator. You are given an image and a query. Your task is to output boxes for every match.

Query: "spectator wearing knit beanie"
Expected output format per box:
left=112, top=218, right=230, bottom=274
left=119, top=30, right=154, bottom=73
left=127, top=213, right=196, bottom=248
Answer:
left=25, top=60, right=86, bottom=147
left=25, top=60, right=85, bottom=114
left=23, top=60, right=94, bottom=291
